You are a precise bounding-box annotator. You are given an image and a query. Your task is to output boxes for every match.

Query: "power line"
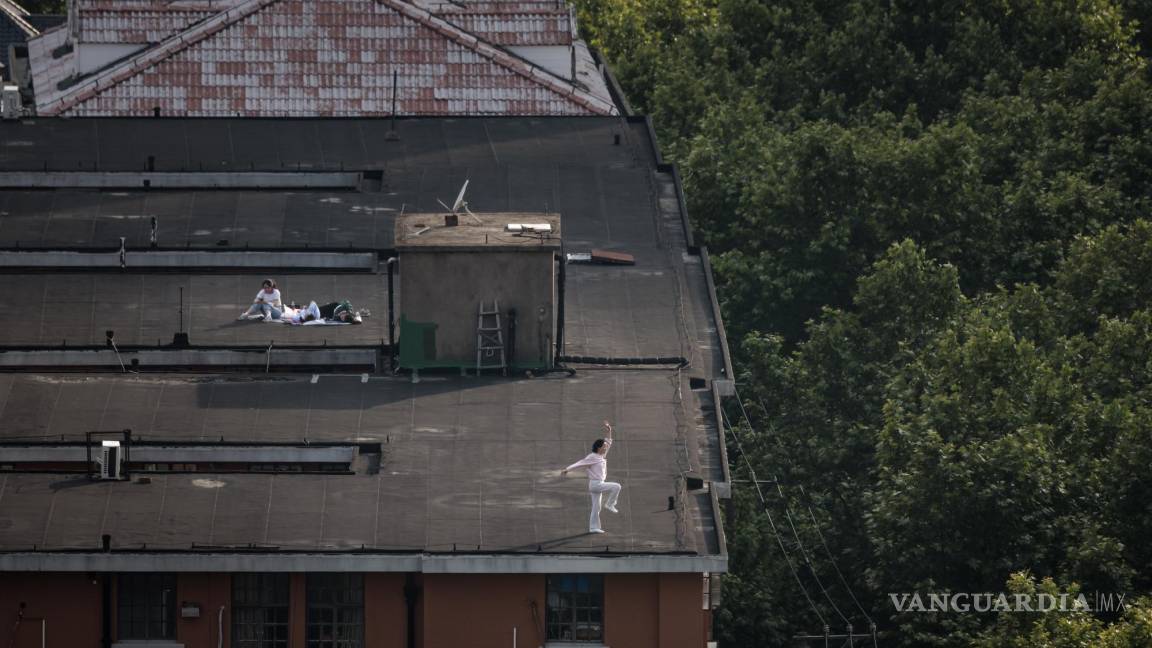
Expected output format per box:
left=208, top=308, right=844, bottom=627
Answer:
left=731, top=389, right=850, bottom=629
left=719, top=406, right=827, bottom=628
left=798, top=484, right=876, bottom=630
left=750, top=394, right=878, bottom=632
left=773, top=477, right=852, bottom=627
left=730, top=386, right=879, bottom=639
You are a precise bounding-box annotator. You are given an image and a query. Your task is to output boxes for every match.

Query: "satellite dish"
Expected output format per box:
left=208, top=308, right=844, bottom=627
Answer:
left=451, top=179, right=469, bottom=213
left=435, top=180, right=482, bottom=224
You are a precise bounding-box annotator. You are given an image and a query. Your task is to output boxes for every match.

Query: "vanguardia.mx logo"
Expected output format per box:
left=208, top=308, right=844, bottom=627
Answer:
left=889, top=592, right=1127, bottom=613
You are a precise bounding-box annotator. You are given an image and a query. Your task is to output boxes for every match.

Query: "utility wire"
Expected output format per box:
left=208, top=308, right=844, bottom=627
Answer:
left=720, top=406, right=827, bottom=628
left=734, top=387, right=877, bottom=632
left=753, top=394, right=876, bottom=630
left=799, top=484, right=877, bottom=630
left=731, top=388, right=851, bottom=628
left=773, top=477, right=852, bottom=627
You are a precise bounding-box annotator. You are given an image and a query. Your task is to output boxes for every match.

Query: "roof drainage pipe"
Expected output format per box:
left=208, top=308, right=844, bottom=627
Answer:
left=404, top=574, right=419, bottom=648
left=555, top=250, right=566, bottom=363
left=387, top=257, right=397, bottom=373
left=101, top=538, right=112, bottom=648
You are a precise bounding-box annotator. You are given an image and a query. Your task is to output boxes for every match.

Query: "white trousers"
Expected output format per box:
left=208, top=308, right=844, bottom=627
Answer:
left=588, top=479, right=621, bottom=531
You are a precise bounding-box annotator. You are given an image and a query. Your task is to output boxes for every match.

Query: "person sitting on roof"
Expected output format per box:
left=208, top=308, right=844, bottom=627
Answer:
left=237, top=278, right=283, bottom=321
left=561, top=420, right=621, bottom=534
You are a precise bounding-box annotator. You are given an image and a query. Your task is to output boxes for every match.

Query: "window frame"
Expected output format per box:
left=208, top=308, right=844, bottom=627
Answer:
left=305, top=573, right=364, bottom=648
left=116, top=573, right=177, bottom=641
left=232, top=573, right=291, bottom=648
left=545, top=574, right=604, bottom=644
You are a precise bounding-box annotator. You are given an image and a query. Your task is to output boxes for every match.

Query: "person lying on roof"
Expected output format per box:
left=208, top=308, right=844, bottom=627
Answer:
left=281, top=301, right=322, bottom=325
left=318, top=300, right=362, bottom=324
left=276, top=300, right=364, bottom=325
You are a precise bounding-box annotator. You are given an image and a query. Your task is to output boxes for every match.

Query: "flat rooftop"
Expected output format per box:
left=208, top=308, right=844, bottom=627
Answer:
left=0, top=190, right=397, bottom=250
left=0, top=117, right=730, bottom=571
left=395, top=212, right=562, bottom=251
left=0, top=273, right=388, bottom=347
left=0, top=371, right=708, bottom=556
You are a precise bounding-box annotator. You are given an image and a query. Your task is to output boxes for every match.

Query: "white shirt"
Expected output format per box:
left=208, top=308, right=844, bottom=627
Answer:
left=565, top=439, right=612, bottom=480
left=287, top=301, right=321, bottom=324
left=254, top=288, right=281, bottom=307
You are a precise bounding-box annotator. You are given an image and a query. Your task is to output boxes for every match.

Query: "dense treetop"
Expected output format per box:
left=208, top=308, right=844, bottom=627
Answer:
left=575, top=1, right=1152, bottom=646
left=15, top=0, right=64, bottom=14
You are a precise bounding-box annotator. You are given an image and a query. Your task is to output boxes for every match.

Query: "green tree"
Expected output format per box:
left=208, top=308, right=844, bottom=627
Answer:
left=15, top=0, right=64, bottom=14
left=975, top=573, right=1152, bottom=647
left=575, top=0, right=1152, bottom=644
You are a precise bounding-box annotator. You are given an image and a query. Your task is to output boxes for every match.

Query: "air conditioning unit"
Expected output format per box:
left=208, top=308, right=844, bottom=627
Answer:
left=1, top=85, right=20, bottom=120
left=98, top=440, right=123, bottom=480
left=505, top=223, right=552, bottom=233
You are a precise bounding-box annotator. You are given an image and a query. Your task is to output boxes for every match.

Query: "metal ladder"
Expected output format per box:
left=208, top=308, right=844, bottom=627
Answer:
left=476, top=300, right=506, bottom=374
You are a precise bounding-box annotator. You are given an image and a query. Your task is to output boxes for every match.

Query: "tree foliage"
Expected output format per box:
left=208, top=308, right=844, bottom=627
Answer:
left=16, top=0, right=65, bottom=14
left=975, top=573, right=1152, bottom=647
left=727, top=225, right=1152, bottom=647
left=575, top=1, right=1152, bottom=645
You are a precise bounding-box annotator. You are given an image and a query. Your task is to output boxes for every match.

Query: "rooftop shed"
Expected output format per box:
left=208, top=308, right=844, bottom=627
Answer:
left=395, top=212, right=561, bottom=373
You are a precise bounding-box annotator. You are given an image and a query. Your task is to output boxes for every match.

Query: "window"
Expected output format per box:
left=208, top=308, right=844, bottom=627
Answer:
left=117, top=573, right=176, bottom=640
left=546, top=575, right=603, bottom=643
left=306, top=574, right=363, bottom=648
left=233, top=574, right=290, bottom=648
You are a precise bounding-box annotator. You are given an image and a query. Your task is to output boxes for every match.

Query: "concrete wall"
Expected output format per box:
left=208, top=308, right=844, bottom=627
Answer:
left=604, top=573, right=707, bottom=648
left=604, top=573, right=660, bottom=647
left=365, top=573, right=408, bottom=648
left=657, top=573, right=708, bottom=648
left=399, top=251, right=556, bottom=369
left=420, top=573, right=707, bottom=648
left=176, top=573, right=231, bottom=648
left=0, top=571, right=708, bottom=648
left=421, top=573, right=546, bottom=648
left=0, top=573, right=102, bottom=648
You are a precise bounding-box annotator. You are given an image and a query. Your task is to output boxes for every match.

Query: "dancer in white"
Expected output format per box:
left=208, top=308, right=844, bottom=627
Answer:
left=561, top=420, right=621, bottom=534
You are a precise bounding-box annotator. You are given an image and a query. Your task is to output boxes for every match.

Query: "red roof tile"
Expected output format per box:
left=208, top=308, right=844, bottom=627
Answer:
left=436, top=0, right=573, bottom=46
left=72, top=0, right=242, bottom=42
left=71, top=0, right=575, bottom=45
left=441, top=10, right=572, bottom=46
left=40, top=0, right=617, bottom=117
left=77, top=7, right=217, bottom=43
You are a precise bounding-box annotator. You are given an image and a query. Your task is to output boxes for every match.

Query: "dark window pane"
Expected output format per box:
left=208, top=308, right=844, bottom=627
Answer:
left=117, top=574, right=176, bottom=640
left=546, top=575, right=603, bottom=642
left=233, top=574, right=290, bottom=648
left=307, top=574, right=363, bottom=648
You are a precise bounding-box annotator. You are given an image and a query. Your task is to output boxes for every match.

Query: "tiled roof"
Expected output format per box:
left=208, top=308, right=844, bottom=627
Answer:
left=70, top=0, right=574, bottom=45
left=441, top=10, right=572, bottom=46
left=76, top=6, right=218, bottom=43
left=38, top=0, right=616, bottom=117
left=25, top=22, right=72, bottom=107
left=70, top=0, right=242, bottom=43
left=438, top=1, right=573, bottom=46
left=411, top=0, right=572, bottom=12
